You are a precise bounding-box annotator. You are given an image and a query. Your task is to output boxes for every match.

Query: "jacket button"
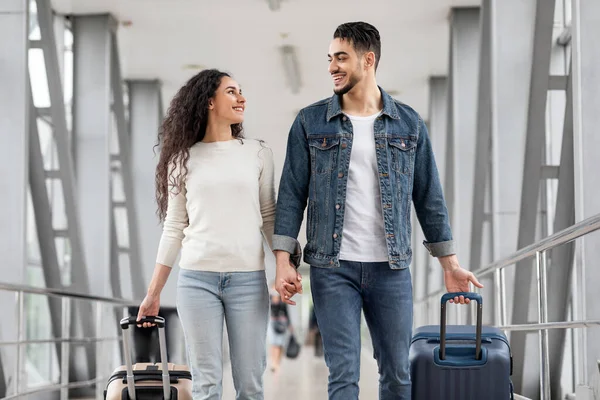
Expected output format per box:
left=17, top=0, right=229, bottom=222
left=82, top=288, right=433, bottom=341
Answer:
left=335, top=204, right=340, bottom=210
left=333, top=233, right=338, bottom=239
left=342, top=116, right=348, bottom=121
left=341, top=143, right=348, bottom=149
left=338, top=173, right=344, bottom=178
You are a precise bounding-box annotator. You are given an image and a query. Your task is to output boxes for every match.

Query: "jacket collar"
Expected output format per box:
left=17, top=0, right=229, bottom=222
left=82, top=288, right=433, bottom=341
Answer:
left=326, top=86, right=400, bottom=121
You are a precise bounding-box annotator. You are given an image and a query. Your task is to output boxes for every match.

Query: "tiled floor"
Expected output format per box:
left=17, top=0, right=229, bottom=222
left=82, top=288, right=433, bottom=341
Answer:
left=222, top=345, right=380, bottom=400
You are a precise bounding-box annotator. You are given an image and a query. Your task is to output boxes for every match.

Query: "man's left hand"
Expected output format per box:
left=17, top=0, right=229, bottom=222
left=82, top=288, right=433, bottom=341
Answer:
left=439, top=255, right=484, bottom=304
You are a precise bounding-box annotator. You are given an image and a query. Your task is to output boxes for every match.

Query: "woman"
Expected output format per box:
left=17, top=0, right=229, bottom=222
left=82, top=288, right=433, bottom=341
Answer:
left=136, top=69, right=275, bottom=400
left=268, top=288, right=292, bottom=372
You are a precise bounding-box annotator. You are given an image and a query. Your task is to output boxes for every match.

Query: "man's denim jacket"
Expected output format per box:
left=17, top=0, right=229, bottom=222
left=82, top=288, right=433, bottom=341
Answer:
left=273, top=87, right=455, bottom=269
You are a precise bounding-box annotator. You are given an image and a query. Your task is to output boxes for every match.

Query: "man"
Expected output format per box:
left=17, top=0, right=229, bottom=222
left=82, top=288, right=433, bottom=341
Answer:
left=272, top=22, right=483, bottom=399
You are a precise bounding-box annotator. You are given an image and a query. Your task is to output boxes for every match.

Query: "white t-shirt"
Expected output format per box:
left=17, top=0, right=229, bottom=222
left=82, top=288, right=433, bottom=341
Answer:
left=155, top=139, right=275, bottom=272
left=339, top=112, right=389, bottom=262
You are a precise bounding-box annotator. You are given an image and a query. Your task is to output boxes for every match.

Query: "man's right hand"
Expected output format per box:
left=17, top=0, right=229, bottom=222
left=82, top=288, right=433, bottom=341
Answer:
left=275, top=251, right=303, bottom=305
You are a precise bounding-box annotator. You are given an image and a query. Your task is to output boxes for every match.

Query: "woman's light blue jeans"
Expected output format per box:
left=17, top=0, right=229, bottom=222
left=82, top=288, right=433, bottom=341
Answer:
left=176, top=268, right=269, bottom=400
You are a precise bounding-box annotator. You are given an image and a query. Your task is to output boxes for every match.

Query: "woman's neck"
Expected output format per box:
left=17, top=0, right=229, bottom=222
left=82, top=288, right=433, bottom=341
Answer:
left=203, top=120, right=233, bottom=143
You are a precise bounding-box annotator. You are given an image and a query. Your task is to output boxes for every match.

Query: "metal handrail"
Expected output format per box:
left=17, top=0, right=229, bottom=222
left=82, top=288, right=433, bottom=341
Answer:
left=473, top=212, right=600, bottom=278
left=0, top=336, right=122, bottom=346
left=0, top=281, right=135, bottom=305
left=0, top=283, right=137, bottom=400
left=1, top=377, right=106, bottom=400
left=500, top=320, right=600, bottom=332
left=415, top=212, right=600, bottom=400
left=419, top=212, right=600, bottom=302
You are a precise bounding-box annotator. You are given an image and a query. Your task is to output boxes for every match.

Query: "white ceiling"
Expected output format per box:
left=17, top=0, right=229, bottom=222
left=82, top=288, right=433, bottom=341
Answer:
left=51, top=0, right=477, bottom=161
left=50, top=0, right=476, bottom=245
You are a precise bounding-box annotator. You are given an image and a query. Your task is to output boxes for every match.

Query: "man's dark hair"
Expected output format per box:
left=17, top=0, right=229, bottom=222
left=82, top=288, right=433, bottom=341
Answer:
left=333, top=22, right=381, bottom=70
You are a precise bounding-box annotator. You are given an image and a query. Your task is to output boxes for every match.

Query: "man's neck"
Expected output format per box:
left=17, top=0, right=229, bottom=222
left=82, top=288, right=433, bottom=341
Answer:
left=340, top=79, right=383, bottom=117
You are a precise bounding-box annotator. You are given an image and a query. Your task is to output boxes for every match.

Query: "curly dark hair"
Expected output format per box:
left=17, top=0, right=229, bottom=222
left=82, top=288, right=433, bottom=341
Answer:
left=155, top=69, right=244, bottom=221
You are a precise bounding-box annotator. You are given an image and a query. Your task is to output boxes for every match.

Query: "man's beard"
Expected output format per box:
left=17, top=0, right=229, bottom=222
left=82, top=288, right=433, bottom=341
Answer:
left=333, top=73, right=360, bottom=95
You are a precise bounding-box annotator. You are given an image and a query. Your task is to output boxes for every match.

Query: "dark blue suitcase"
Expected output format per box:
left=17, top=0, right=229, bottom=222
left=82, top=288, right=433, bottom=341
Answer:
left=409, top=292, right=513, bottom=400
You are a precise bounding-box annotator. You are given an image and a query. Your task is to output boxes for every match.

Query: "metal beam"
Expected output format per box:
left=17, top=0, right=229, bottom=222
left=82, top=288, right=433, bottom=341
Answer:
left=510, top=0, right=557, bottom=395
left=444, top=42, right=456, bottom=248
left=547, top=71, right=575, bottom=399
left=127, top=80, right=173, bottom=303
left=488, top=0, right=537, bottom=337
left=548, top=75, right=568, bottom=91
left=0, top=358, right=4, bottom=398
left=470, top=0, right=492, bottom=277
left=571, top=0, right=600, bottom=388
left=540, top=165, right=560, bottom=180
left=470, top=0, right=491, bottom=261
left=35, top=0, right=96, bottom=382
left=110, top=215, right=123, bottom=299
left=0, top=0, right=28, bottom=394
left=72, top=14, right=115, bottom=298
left=490, top=0, right=535, bottom=259
left=427, top=77, right=448, bottom=297
left=110, top=33, right=145, bottom=300
left=28, top=93, right=65, bottom=369
left=446, top=7, right=481, bottom=273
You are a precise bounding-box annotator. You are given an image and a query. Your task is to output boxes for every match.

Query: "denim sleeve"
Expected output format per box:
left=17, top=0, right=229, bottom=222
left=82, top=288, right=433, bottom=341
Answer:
left=412, top=117, right=456, bottom=258
left=273, top=112, right=310, bottom=267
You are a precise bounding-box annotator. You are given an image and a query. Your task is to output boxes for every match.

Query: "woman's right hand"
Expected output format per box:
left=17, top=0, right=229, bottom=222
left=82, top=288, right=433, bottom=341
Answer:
left=136, top=294, right=160, bottom=328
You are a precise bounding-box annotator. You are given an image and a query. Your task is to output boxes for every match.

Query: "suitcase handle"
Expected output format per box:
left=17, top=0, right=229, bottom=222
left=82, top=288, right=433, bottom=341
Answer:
left=440, top=292, right=482, bottom=305
left=440, top=292, right=483, bottom=361
left=120, top=316, right=165, bottom=329
left=119, top=316, right=171, bottom=400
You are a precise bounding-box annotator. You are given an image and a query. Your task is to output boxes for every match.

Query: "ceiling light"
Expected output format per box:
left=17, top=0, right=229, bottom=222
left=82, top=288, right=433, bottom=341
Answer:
left=182, top=64, right=205, bottom=71
left=266, top=0, right=281, bottom=11
left=280, top=45, right=301, bottom=94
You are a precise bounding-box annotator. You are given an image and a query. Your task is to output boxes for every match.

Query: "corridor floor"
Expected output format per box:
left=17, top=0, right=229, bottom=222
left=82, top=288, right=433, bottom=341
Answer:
left=222, top=344, right=380, bottom=400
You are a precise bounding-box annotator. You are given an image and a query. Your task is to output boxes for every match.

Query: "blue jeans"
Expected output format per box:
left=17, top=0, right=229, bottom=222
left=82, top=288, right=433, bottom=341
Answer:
left=310, top=261, right=413, bottom=400
left=176, top=269, right=269, bottom=400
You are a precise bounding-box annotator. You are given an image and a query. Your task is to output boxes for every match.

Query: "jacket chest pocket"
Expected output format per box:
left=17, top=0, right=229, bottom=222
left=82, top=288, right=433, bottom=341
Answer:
left=387, top=137, right=416, bottom=174
left=308, top=136, right=340, bottom=174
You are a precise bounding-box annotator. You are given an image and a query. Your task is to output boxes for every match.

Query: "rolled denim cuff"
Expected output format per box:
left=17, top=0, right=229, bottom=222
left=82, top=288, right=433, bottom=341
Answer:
left=273, top=234, right=302, bottom=268
left=423, top=240, right=455, bottom=258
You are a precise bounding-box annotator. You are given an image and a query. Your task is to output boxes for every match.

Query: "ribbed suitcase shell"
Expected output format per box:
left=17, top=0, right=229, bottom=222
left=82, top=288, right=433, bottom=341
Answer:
left=409, top=325, right=512, bottom=400
left=104, top=362, right=192, bottom=400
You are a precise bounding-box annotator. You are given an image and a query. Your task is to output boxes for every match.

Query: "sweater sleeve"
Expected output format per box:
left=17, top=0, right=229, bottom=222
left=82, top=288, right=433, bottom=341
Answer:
left=258, top=143, right=276, bottom=251
left=156, top=163, right=189, bottom=267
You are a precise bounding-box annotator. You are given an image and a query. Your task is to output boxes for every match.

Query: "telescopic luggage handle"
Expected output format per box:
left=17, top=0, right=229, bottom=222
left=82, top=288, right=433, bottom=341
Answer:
left=121, top=316, right=165, bottom=329
left=119, top=316, right=171, bottom=400
left=440, top=292, right=483, bottom=361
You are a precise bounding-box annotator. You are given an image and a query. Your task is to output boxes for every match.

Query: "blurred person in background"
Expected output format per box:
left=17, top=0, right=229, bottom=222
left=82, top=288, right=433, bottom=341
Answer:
left=268, top=285, right=292, bottom=372
left=307, top=305, right=323, bottom=357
